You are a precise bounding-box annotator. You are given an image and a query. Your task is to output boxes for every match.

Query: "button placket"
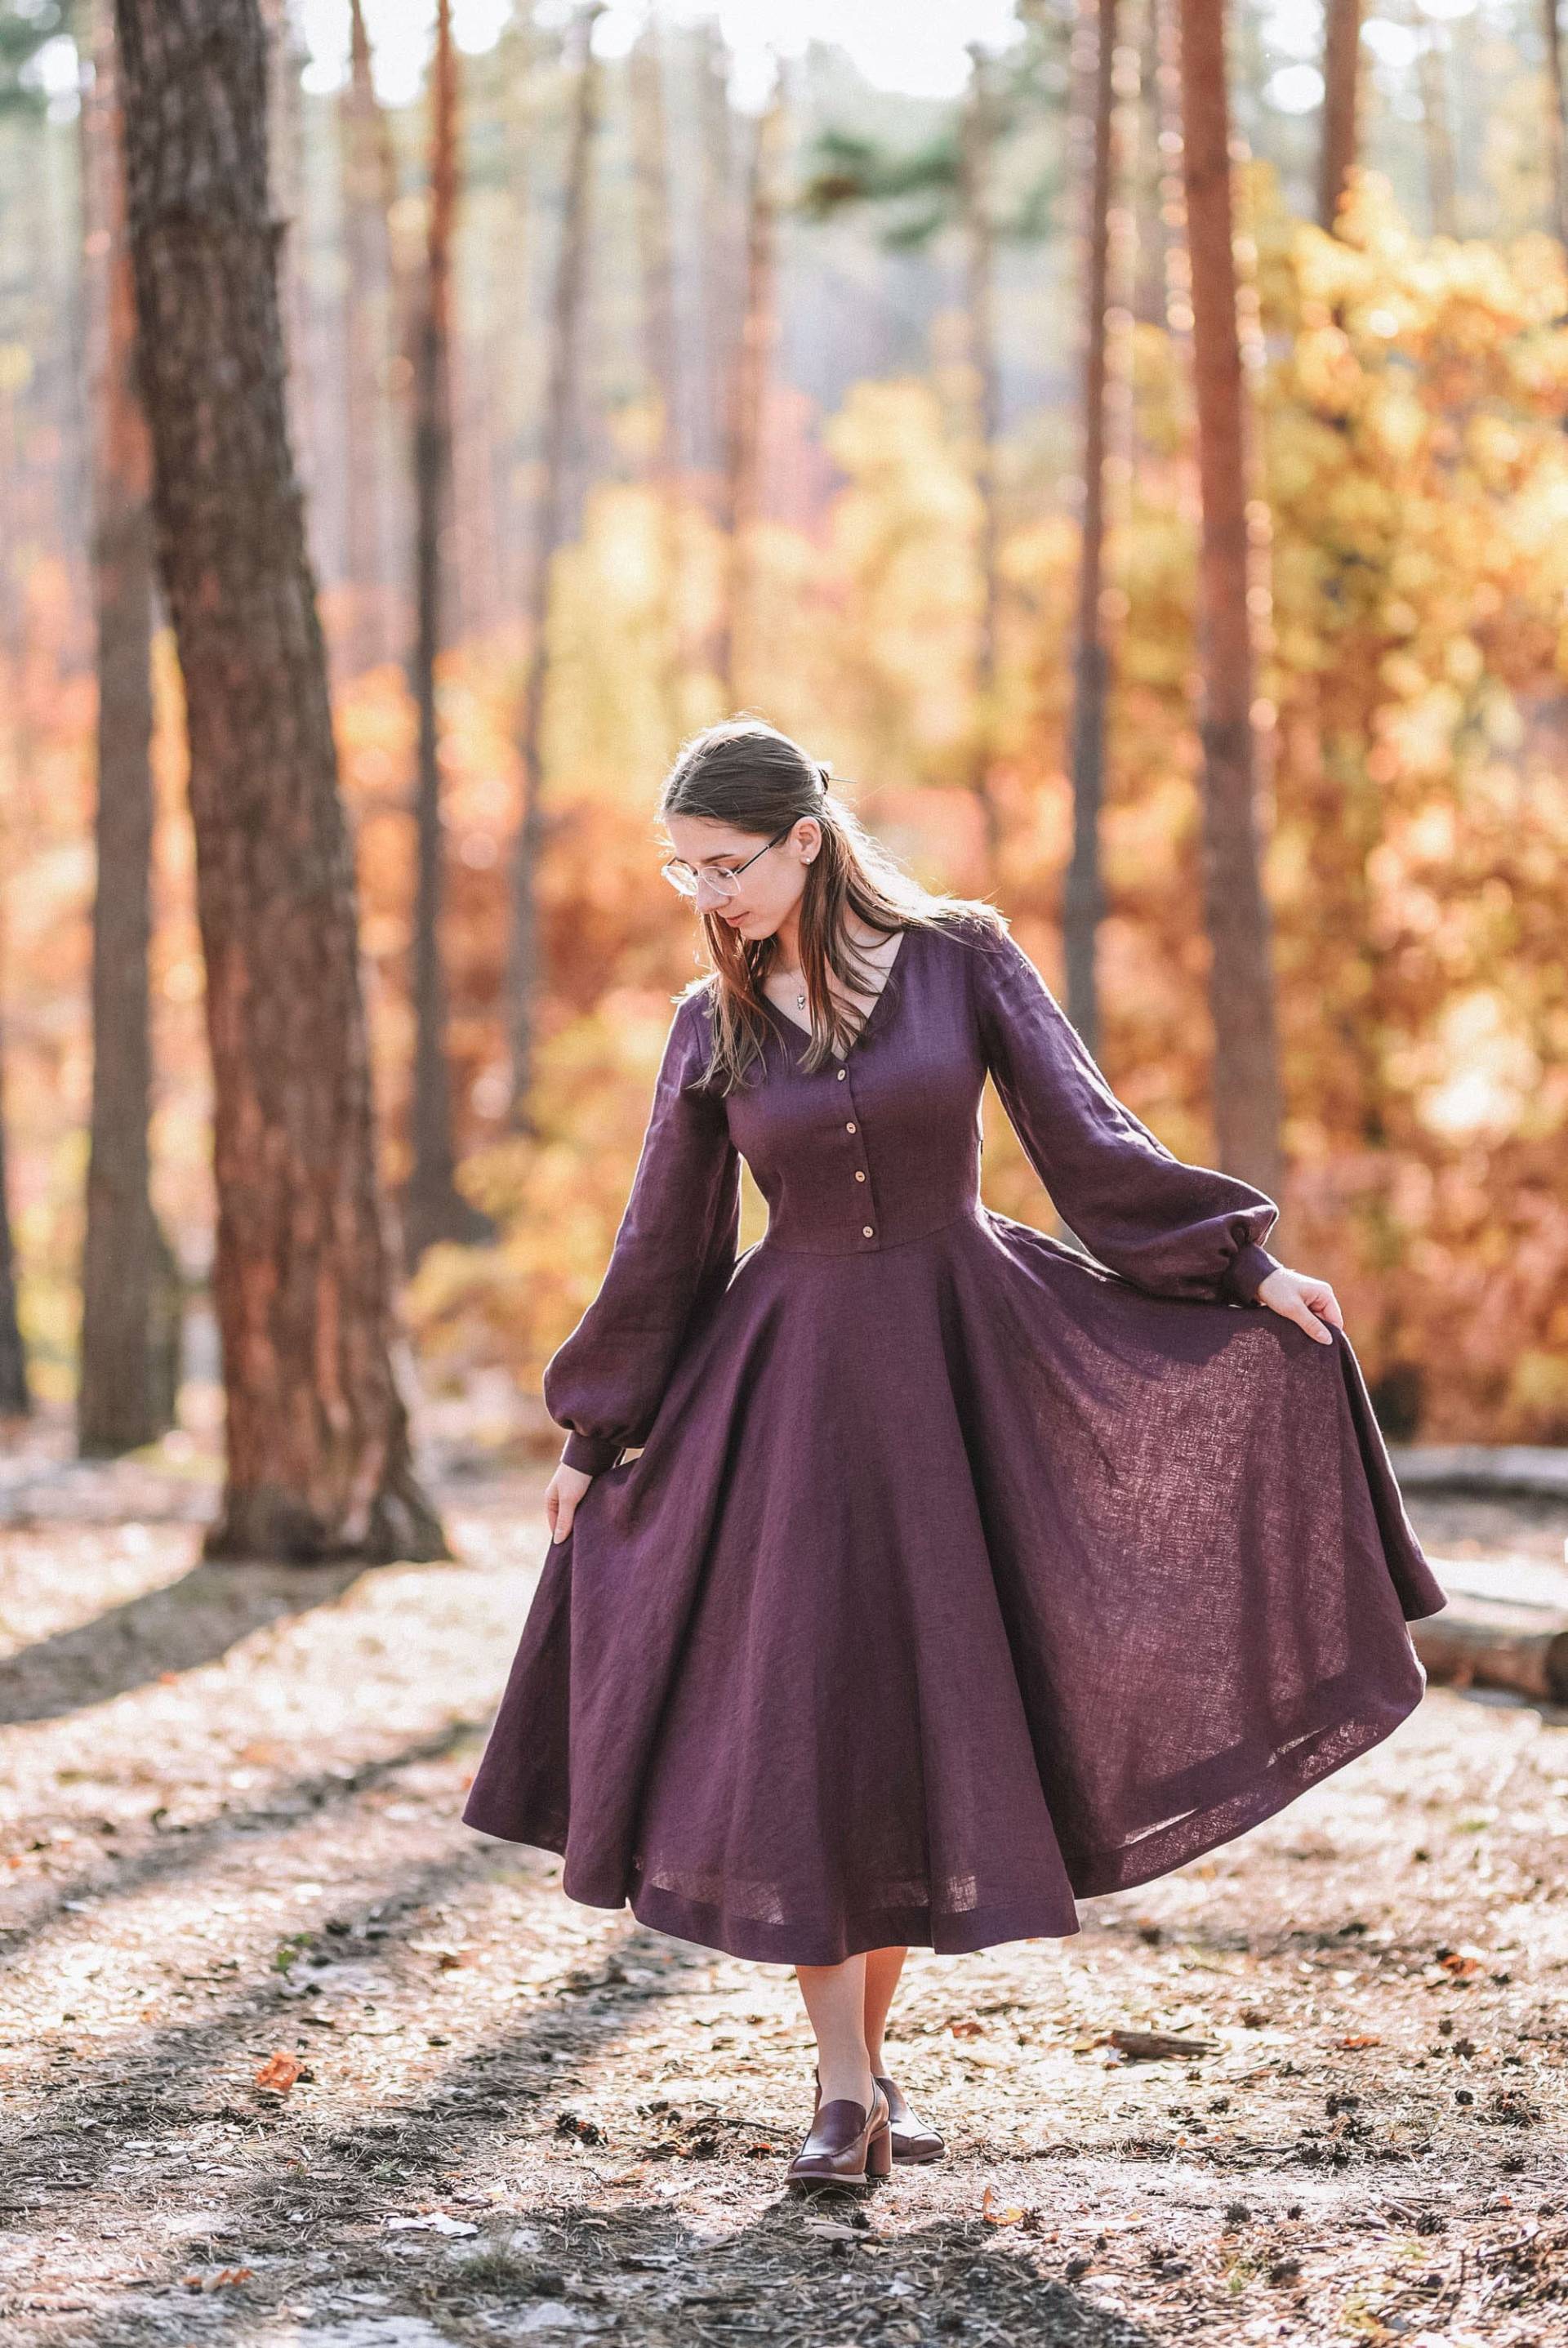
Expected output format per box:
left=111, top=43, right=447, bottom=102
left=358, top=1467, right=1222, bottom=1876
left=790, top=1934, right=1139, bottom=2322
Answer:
left=834, top=1068, right=876, bottom=1244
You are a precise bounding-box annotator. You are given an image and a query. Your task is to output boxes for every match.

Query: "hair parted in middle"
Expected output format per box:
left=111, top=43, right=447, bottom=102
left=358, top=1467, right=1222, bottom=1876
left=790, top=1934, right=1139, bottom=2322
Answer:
left=659, top=715, right=1004, bottom=1092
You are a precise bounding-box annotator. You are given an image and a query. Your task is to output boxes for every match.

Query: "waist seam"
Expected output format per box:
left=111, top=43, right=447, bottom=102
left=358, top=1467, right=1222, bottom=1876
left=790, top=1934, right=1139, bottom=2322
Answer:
left=755, top=1202, right=983, bottom=1259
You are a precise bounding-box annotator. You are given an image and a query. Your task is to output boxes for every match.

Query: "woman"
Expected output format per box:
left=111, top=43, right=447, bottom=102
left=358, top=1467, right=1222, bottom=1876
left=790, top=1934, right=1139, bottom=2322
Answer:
left=464, top=719, right=1446, bottom=2195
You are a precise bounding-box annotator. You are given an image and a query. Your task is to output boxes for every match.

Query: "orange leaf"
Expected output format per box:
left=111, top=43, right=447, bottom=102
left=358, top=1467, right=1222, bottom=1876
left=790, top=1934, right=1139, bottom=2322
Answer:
left=949, top=2020, right=984, bottom=2038
left=254, top=2051, right=302, bottom=2094
left=982, top=2185, right=1024, bottom=2225
left=1337, top=2033, right=1381, bottom=2048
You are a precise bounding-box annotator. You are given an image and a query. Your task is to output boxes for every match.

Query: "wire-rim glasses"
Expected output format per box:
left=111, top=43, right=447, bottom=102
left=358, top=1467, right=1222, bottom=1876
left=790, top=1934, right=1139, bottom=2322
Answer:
left=661, top=823, right=794, bottom=904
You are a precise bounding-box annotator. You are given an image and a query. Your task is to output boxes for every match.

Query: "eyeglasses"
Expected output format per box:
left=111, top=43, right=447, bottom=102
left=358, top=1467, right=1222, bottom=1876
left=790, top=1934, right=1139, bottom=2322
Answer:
left=661, top=824, right=794, bottom=904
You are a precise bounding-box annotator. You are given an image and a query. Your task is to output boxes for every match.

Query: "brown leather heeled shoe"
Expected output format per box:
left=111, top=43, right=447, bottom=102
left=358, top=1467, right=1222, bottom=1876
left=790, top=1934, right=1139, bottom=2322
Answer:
left=813, top=2068, right=945, bottom=2165
left=786, top=2078, right=891, bottom=2194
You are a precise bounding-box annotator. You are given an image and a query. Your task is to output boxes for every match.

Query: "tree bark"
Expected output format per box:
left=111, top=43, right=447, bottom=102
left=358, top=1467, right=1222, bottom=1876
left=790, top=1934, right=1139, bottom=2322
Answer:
left=340, top=0, right=394, bottom=671
left=113, top=0, right=447, bottom=1565
left=697, top=18, right=741, bottom=485
left=1546, top=0, right=1568, bottom=252
left=631, top=20, right=685, bottom=741
left=1317, top=0, right=1362, bottom=234
left=0, top=1040, right=26, bottom=1419
left=79, top=0, right=176, bottom=1457
left=1064, top=0, right=1120, bottom=1058
left=507, top=6, right=603, bottom=1126
left=1416, top=23, right=1458, bottom=238
left=960, top=44, right=1004, bottom=870
left=717, top=85, right=785, bottom=708
left=405, top=0, right=487, bottom=1262
left=1177, top=0, right=1283, bottom=1194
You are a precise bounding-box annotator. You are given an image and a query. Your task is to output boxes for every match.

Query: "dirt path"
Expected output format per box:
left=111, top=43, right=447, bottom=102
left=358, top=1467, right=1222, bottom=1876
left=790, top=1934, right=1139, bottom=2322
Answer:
left=1, top=1445, right=1564, bottom=2346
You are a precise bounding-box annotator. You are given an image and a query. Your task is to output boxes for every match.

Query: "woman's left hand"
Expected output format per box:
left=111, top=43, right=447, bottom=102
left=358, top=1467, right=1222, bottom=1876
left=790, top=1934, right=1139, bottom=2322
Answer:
left=1256, top=1265, right=1343, bottom=1345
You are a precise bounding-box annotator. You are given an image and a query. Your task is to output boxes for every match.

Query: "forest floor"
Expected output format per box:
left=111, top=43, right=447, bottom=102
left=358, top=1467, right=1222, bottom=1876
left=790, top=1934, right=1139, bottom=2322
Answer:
left=0, top=1432, right=1566, bottom=2348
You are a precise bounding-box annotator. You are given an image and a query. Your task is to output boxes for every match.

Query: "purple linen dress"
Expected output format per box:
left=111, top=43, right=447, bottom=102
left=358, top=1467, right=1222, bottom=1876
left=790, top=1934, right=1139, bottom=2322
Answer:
left=463, top=910, right=1446, bottom=1966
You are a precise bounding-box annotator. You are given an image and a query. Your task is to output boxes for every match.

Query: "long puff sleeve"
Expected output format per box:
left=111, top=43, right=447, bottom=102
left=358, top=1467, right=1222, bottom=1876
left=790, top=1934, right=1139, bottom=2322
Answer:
left=544, top=993, right=742, bottom=1476
left=969, top=919, right=1282, bottom=1305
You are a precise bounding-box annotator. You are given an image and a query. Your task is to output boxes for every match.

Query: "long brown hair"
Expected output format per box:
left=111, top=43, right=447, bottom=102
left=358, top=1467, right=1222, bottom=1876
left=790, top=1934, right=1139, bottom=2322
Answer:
left=660, top=719, right=1004, bottom=1090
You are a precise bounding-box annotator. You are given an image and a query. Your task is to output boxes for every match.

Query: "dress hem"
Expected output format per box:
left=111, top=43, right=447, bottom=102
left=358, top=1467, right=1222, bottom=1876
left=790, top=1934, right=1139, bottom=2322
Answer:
left=460, top=1667, right=1425, bottom=1967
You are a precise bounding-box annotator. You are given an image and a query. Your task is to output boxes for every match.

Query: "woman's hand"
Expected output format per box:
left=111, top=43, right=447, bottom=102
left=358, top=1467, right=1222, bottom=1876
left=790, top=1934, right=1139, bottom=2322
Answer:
left=1256, top=1265, right=1343, bottom=1345
left=548, top=1462, right=596, bottom=1544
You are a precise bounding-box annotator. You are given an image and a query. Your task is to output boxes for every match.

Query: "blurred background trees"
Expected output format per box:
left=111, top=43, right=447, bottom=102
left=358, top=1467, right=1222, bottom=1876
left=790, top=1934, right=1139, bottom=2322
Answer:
left=0, top=0, right=1566, bottom=1528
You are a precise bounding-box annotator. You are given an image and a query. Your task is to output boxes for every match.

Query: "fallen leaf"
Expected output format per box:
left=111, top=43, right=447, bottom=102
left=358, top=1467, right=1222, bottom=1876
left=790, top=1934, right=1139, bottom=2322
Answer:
left=948, top=2020, right=984, bottom=2038
left=1439, top=1953, right=1481, bottom=1977
left=982, top=2186, right=1025, bottom=2225
left=1338, top=2034, right=1382, bottom=2049
left=385, top=2212, right=479, bottom=2238
left=253, top=2052, right=302, bottom=2094
left=801, top=2217, right=859, bottom=2240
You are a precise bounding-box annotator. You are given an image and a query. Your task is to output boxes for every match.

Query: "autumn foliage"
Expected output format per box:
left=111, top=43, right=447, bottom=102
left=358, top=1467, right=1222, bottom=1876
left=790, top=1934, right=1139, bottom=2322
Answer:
left=3, top=173, right=1566, bottom=1445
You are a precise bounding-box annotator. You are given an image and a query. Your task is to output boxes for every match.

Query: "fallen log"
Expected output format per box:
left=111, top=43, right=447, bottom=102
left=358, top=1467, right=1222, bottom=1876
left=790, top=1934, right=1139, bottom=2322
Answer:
left=1413, top=1598, right=1568, bottom=1705
left=1389, top=1445, right=1568, bottom=1502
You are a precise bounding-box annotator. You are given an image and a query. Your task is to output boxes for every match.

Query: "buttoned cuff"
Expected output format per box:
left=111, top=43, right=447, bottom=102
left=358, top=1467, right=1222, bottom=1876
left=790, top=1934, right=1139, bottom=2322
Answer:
left=561, top=1430, right=623, bottom=1477
left=1220, top=1241, right=1281, bottom=1306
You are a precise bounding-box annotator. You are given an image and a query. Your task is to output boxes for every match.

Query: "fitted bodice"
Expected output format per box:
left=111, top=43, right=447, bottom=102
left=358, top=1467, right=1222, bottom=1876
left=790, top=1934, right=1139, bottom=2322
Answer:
left=729, top=924, right=987, bottom=1257
left=543, top=907, right=1282, bottom=1479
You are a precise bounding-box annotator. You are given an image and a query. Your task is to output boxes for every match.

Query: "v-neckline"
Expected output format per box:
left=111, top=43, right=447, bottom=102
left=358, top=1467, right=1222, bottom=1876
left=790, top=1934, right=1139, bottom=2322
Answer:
left=760, top=922, right=914, bottom=1062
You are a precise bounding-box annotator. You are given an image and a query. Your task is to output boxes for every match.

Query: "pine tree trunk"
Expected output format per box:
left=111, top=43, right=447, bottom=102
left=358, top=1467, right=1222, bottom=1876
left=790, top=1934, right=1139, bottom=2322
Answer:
left=1176, top=0, right=1283, bottom=1194
left=112, top=0, right=447, bottom=1565
left=1317, top=0, right=1362, bottom=234
left=1416, top=26, right=1458, bottom=238
left=79, top=0, right=174, bottom=1458
left=960, top=45, right=1004, bottom=869
left=0, top=1042, right=26, bottom=1420
left=1546, top=0, right=1568, bottom=254
left=717, top=88, right=784, bottom=707
left=697, top=19, right=741, bottom=487
left=507, top=8, right=602, bottom=1126
left=405, top=0, right=486, bottom=1261
left=1064, top=0, right=1120, bottom=1058
left=632, top=21, right=685, bottom=741
left=340, top=0, right=394, bottom=672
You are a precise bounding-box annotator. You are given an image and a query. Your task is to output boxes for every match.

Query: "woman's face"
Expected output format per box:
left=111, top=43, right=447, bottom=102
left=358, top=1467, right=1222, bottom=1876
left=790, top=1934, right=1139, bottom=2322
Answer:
left=664, top=812, right=819, bottom=941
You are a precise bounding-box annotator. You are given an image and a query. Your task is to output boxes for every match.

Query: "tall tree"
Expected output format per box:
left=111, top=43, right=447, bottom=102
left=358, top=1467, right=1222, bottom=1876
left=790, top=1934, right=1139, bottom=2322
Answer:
left=339, top=0, right=394, bottom=671
left=717, top=82, right=786, bottom=707
left=958, top=44, right=1004, bottom=855
left=800, top=20, right=1067, bottom=855
left=112, top=0, right=447, bottom=1564
left=0, top=1043, right=24, bottom=1419
left=1414, top=14, right=1458, bottom=237
left=507, top=6, right=603, bottom=1126
left=1063, top=0, right=1124, bottom=1059
left=1546, top=0, right=1568, bottom=253
left=697, top=17, right=742, bottom=485
left=1177, top=0, right=1283, bottom=1192
left=78, top=0, right=176, bottom=1455
left=0, top=0, right=84, bottom=1423
left=405, top=0, right=487, bottom=1260
left=1318, top=0, right=1362, bottom=234
left=631, top=20, right=684, bottom=739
